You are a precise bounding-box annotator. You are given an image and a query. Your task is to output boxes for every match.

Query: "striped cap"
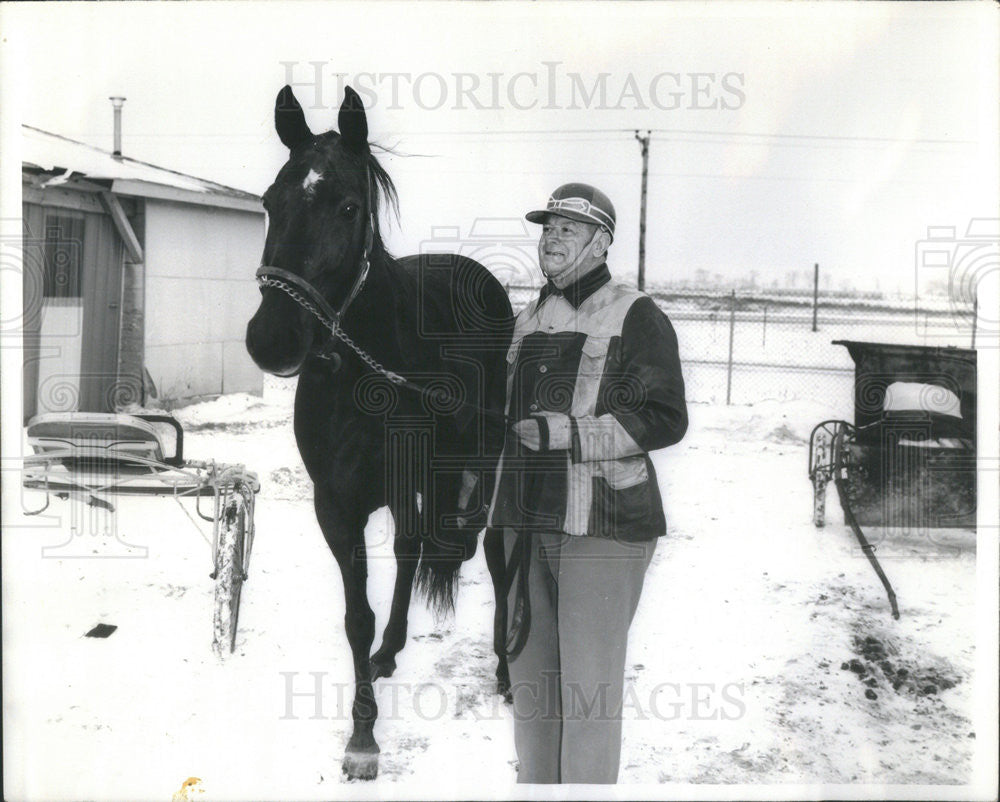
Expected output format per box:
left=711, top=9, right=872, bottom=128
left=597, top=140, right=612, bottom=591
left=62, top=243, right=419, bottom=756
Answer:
left=525, top=183, right=616, bottom=239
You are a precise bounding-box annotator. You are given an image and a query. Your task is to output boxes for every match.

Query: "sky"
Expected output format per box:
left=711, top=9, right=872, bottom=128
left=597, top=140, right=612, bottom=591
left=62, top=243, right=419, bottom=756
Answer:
left=1, top=1, right=998, bottom=295
left=1, top=8, right=998, bottom=796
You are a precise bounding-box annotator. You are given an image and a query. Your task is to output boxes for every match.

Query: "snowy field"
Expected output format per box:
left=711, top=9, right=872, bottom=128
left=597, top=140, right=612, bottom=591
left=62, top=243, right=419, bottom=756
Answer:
left=3, top=376, right=996, bottom=801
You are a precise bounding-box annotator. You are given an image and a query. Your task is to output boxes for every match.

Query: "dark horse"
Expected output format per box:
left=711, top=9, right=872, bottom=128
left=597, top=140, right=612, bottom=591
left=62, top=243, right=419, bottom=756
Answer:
left=246, top=86, right=514, bottom=780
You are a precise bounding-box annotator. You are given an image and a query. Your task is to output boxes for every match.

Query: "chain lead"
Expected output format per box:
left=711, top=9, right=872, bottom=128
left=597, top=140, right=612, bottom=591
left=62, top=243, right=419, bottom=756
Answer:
left=257, top=275, right=405, bottom=385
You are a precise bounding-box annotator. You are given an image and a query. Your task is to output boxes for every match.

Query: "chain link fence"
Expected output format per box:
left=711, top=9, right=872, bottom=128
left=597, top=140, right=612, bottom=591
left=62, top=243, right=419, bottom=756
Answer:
left=505, top=284, right=977, bottom=407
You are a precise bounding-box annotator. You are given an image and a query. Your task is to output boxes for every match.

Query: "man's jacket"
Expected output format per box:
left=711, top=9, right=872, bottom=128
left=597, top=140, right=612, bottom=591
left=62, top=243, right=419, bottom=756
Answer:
left=488, top=264, right=687, bottom=540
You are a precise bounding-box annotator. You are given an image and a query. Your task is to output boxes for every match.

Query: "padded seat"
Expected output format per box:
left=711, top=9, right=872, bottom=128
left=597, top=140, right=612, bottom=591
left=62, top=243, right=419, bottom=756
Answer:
left=27, top=412, right=175, bottom=465
left=22, top=412, right=257, bottom=501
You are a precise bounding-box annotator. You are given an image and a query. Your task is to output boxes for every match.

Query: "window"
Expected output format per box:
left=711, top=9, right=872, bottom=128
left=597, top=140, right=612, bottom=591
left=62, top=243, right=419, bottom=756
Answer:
left=43, top=214, right=85, bottom=298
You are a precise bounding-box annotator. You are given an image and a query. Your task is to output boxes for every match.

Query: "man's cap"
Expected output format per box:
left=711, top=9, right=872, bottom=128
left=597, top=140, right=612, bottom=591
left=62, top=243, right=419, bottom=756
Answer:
left=526, top=183, right=616, bottom=239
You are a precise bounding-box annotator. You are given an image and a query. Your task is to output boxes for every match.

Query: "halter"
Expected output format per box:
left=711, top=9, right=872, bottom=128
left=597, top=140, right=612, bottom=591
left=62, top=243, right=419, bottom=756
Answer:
left=255, top=163, right=379, bottom=367
left=253, top=164, right=507, bottom=426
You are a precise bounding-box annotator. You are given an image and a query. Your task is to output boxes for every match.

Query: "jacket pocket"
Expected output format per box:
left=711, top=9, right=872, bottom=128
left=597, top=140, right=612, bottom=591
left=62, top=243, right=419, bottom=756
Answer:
left=578, top=335, right=610, bottom=372
left=599, top=454, right=648, bottom=489
left=591, top=473, right=653, bottom=533
left=572, top=336, right=611, bottom=417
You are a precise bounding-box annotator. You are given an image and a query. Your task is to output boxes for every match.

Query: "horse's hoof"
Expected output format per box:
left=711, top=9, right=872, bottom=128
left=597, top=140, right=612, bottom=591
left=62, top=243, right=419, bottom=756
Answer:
left=497, top=677, right=512, bottom=704
left=342, top=750, right=379, bottom=781
left=370, top=657, right=396, bottom=681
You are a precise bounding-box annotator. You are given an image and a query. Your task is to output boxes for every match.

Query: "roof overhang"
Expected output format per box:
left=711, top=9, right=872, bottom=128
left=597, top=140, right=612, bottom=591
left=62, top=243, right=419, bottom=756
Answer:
left=110, top=179, right=263, bottom=214
left=23, top=171, right=264, bottom=216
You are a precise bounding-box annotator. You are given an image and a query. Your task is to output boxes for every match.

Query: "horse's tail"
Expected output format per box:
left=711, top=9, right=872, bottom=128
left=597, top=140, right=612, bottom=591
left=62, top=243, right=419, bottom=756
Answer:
left=415, top=257, right=512, bottom=616
left=414, top=549, right=463, bottom=618
left=415, top=469, right=482, bottom=616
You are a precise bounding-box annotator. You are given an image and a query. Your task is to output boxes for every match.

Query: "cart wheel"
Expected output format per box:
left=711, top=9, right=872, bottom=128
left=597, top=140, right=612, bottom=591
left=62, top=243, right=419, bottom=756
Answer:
left=809, top=421, right=843, bottom=528
left=212, top=484, right=250, bottom=658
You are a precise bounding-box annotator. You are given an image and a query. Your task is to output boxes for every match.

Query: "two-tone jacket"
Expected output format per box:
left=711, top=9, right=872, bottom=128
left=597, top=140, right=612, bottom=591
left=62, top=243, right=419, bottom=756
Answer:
left=488, top=264, right=687, bottom=541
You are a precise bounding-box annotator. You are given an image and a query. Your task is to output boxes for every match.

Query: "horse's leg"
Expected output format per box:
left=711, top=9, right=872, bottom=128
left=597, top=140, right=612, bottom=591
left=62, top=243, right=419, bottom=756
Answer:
left=315, top=494, right=380, bottom=780
left=370, top=497, right=421, bottom=680
left=483, top=526, right=511, bottom=701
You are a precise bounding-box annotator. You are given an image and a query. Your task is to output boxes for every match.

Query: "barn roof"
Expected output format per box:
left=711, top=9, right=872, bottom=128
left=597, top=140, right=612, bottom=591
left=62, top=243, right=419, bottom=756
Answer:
left=22, top=124, right=262, bottom=213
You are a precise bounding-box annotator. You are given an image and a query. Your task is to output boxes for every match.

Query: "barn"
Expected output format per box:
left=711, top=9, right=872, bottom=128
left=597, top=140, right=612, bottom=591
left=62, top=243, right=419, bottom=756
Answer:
left=21, top=123, right=266, bottom=421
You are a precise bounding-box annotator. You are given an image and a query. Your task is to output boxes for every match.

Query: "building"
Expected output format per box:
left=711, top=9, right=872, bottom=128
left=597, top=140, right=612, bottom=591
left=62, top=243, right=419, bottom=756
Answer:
left=21, top=122, right=265, bottom=421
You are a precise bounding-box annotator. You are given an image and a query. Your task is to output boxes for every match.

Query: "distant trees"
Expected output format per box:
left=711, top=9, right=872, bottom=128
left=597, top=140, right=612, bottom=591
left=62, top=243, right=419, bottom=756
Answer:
left=643, top=266, right=955, bottom=300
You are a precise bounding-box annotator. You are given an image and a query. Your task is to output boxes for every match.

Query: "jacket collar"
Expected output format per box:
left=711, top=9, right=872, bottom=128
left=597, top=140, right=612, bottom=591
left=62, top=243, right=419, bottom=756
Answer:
left=538, top=263, right=611, bottom=309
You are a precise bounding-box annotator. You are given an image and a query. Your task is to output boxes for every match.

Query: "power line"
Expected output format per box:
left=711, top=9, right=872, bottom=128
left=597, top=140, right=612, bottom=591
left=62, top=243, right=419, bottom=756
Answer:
left=379, top=127, right=975, bottom=146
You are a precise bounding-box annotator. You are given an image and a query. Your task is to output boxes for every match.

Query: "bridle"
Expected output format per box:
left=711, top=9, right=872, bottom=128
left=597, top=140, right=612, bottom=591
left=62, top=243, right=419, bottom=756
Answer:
left=254, top=165, right=403, bottom=381
left=253, top=165, right=507, bottom=428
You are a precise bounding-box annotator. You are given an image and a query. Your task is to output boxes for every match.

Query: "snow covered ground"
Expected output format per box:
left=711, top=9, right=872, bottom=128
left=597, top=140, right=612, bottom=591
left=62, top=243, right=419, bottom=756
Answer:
left=3, top=378, right=996, bottom=800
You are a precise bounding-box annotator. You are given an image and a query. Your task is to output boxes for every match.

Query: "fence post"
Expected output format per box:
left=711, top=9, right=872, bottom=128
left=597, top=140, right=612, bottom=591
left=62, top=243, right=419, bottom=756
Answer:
left=726, top=290, right=736, bottom=405
left=762, top=304, right=768, bottom=347
left=634, top=131, right=651, bottom=291
left=812, top=263, right=819, bottom=332
left=971, top=293, right=977, bottom=348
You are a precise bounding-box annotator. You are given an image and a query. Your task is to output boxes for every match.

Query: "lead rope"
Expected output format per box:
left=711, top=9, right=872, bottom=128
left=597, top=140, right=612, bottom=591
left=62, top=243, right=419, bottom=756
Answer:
left=259, top=267, right=518, bottom=438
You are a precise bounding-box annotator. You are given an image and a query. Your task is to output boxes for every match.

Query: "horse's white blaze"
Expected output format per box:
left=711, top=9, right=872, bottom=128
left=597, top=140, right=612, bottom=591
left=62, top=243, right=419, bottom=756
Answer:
left=302, top=169, right=323, bottom=193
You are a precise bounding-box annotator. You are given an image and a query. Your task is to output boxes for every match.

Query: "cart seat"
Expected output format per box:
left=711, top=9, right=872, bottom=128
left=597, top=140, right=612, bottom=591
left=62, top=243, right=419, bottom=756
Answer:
left=26, top=412, right=181, bottom=467
left=883, top=381, right=962, bottom=418
left=854, top=381, right=970, bottom=445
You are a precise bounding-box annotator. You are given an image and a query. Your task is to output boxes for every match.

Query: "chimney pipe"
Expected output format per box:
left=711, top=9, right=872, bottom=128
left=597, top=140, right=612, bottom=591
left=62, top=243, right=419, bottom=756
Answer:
left=109, top=96, right=126, bottom=159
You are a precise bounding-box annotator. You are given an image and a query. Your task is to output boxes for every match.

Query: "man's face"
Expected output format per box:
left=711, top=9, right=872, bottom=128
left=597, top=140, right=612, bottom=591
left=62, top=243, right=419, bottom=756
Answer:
left=538, top=215, right=603, bottom=286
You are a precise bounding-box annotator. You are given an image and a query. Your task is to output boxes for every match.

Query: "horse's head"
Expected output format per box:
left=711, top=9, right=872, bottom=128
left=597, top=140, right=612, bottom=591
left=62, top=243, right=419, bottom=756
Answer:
left=246, top=85, right=394, bottom=377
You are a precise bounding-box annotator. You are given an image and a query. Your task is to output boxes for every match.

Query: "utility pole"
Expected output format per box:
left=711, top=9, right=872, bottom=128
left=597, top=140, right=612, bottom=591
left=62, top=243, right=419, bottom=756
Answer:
left=635, top=131, right=651, bottom=291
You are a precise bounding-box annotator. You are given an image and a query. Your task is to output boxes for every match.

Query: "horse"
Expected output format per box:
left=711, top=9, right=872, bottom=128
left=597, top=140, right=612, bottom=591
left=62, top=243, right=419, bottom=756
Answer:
left=245, top=85, right=514, bottom=780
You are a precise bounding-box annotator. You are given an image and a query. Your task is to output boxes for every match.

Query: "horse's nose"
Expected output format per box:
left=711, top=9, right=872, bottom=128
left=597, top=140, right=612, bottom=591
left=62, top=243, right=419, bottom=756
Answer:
left=245, top=315, right=274, bottom=370
left=245, top=309, right=306, bottom=375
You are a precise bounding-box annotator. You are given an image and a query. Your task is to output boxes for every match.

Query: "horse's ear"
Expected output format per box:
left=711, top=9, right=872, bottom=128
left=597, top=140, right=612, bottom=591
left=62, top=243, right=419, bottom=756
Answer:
left=275, top=85, right=313, bottom=151
left=338, top=86, right=369, bottom=153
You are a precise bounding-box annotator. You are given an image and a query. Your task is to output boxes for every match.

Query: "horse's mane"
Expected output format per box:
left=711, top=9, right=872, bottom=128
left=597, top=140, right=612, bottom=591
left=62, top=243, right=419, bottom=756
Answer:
left=367, top=148, right=400, bottom=253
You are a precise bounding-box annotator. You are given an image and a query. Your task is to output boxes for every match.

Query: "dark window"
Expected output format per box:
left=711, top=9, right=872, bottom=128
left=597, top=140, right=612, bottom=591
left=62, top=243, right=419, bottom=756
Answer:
left=43, top=214, right=85, bottom=298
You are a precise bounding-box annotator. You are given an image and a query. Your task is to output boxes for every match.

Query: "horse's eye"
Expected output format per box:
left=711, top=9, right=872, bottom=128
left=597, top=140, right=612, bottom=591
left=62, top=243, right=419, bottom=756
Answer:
left=342, top=204, right=359, bottom=220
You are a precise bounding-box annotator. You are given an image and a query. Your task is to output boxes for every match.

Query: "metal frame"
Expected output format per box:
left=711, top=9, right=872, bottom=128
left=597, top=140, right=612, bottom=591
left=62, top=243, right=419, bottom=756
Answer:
left=21, top=415, right=259, bottom=654
left=810, top=419, right=899, bottom=619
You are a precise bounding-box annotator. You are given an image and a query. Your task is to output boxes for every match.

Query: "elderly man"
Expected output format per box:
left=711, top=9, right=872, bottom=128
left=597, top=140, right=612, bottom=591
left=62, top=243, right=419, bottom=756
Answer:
left=488, top=183, right=688, bottom=784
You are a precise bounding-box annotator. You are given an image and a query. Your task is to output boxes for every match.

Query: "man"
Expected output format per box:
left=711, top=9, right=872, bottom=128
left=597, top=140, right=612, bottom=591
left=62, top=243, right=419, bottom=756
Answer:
left=488, top=183, right=688, bottom=784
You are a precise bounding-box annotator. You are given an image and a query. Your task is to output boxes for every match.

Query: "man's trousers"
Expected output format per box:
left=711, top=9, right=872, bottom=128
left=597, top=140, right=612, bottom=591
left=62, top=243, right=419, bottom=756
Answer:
left=503, top=528, right=656, bottom=784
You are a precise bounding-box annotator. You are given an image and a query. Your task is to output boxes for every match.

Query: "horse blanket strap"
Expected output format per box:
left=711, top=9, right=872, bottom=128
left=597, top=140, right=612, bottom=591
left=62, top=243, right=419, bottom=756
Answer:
left=503, top=531, right=532, bottom=660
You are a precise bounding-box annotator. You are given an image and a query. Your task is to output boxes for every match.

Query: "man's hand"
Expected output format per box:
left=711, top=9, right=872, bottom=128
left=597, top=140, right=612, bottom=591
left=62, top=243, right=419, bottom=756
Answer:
left=512, top=418, right=542, bottom=450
